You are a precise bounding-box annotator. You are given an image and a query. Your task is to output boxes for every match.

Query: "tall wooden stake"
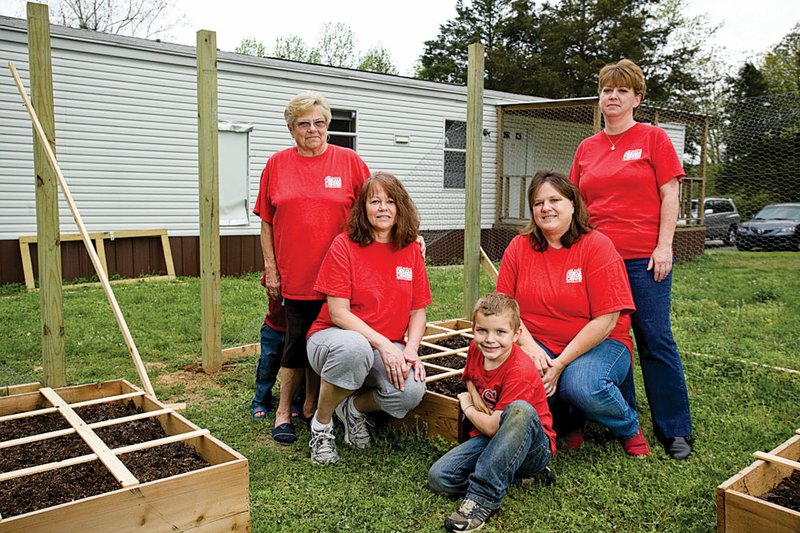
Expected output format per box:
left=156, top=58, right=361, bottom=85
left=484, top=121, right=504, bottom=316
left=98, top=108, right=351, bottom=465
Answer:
left=463, top=43, right=485, bottom=317
left=9, top=62, right=155, bottom=397
left=197, top=30, right=222, bottom=372
left=28, top=2, right=65, bottom=387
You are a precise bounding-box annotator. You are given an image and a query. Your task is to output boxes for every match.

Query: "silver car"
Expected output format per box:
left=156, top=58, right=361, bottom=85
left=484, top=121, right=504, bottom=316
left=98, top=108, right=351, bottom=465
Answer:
left=686, top=197, right=740, bottom=245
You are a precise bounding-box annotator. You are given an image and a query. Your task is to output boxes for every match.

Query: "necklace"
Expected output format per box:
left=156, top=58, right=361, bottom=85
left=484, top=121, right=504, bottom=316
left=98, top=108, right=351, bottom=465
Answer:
left=603, top=125, right=634, bottom=151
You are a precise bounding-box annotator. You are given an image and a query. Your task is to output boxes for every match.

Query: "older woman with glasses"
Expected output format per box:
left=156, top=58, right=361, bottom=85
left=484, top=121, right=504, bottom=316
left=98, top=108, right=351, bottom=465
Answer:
left=254, top=91, right=371, bottom=445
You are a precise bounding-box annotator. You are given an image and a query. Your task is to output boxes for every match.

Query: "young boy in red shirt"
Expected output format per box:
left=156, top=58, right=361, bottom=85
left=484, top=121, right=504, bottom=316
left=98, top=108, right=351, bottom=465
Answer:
left=428, top=293, right=556, bottom=532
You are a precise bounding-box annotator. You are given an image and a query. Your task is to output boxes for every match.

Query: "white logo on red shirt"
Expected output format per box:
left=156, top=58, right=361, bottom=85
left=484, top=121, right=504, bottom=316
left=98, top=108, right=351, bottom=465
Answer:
left=396, top=266, right=413, bottom=281
left=565, top=268, right=583, bottom=283
left=622, top=149, right=642, bottom=161
left=324, top=176, right=342, bottom=188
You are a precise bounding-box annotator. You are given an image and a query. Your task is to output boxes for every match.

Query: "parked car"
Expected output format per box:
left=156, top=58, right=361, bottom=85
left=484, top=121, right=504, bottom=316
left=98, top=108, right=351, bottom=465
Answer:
left=678, top=197, right=740, bottom=245
left=736, top=203, right=800, bottom=251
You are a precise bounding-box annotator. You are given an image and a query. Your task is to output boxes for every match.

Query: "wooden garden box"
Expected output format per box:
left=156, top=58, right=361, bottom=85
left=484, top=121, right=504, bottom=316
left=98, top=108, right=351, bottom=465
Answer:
left=716, top=433, right=800, bottom=533
left=0, top=379, right=250, bottom=532
left=393, top=319, right=473, bottom=443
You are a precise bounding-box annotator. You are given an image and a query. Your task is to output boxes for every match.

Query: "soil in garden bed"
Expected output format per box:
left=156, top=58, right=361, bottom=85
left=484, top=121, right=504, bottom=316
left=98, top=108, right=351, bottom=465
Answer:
left=426, top=366, right=467, bottom=396
left=0, top=400, right=210, bottom=519
left=420, top=334, right=471, bottom=356
left=759, top=470, right=800, bottom=512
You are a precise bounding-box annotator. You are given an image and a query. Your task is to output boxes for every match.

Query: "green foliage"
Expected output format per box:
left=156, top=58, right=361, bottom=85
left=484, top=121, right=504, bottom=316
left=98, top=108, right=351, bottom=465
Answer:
left=416, top=0, right=708, bottom=102
left=272, top=34, right=309, bottom=62
left=234, top=37, right=266, bottom=57
left=358, top=45, right=399, bottom=75
left=1, top=253, right=799, bottom=531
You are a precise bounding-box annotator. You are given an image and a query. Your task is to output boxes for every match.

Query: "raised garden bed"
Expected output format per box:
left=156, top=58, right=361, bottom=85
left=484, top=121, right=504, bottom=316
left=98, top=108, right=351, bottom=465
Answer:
left=717, top=431, right=800, bottom=533
left=0, top=379, right=250, bottom=532
left=393, top=319, right=473, bottom=443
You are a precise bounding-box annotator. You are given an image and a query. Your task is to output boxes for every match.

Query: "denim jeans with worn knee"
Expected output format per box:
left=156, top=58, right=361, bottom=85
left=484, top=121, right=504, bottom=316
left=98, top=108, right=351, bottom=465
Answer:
left=541, top=339, right=639, bottom=440
left=428, top=401, right=552, bottom=511
left=623, top=258, right=692, bottom=439
left=251, top=322, right=284, bottom=411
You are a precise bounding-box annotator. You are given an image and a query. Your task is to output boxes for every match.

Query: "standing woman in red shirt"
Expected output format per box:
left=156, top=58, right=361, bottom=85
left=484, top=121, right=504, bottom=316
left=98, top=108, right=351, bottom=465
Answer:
left=568, top=59, right=693, bottom=460
left=497, top=171, right=649, bottom=457
left=253, top=92, right=371, bottom=445
left=305, top=172, right=431, bottom=465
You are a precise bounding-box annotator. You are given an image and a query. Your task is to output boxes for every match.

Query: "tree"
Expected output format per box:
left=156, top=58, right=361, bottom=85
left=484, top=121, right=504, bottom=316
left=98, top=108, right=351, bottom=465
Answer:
left=234, top=37, right=266, bottom=58
left=358, top=45, right=399, bottom=75
left=311, top=22, right=358, bottom=68
left=273, top=35, right=310, bottom=62
left=416, top=0, right=707, bottom=101
left=49, top=0, right=185, bottom=39
left=416, top=0, right=513, bottom=86
left=761, top=22, right=800, bottom=94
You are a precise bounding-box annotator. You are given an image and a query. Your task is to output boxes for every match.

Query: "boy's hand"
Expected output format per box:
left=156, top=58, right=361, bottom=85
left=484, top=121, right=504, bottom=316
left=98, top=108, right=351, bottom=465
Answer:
left=466, top=381, right=491, bottom=414
left=457, top=392, right=473, bottom=412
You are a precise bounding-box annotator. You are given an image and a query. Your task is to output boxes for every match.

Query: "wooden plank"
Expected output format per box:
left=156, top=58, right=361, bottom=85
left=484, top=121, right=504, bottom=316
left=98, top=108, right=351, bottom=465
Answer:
left=94, top=236, right=108, bottom=277
left=723, top=491, right=800, bottom=533
left=480, top=247, right=498, bottom=283
left=0, top=451, right=97, bottom=483
left=39, top=387, right=140, bottom=488
left=422, top=328, right=472, bottom=342
left=160, top=231, right=177, bottom=278
left=197, top=30, right=222, bottom=374
left=419, top=346, right=469, bottom=359
left=752, top=451, right=800, bottom=471
left=221, top=342, right=259, bottom=363
left=113, top=429, right=210, bottom=455
left=19, top=239, right=35, bottom=290
left=463, top=42, right=485, bottom=317
left=424, top=368, right=463, bottom=382
left=27, top=2, right=66, bottom=388
left=8, top=63, right=156, bottom=398
left=0, top=382, right=40, bottom=396
left=0, top=460, right=250, bottom=533
left=392, top=390, right=462, bottom=443
left=69, top=390, right=144, bottom=408
left=0, top=406, right=58, bottom=423
left=19, top=232, right=110, bottom=243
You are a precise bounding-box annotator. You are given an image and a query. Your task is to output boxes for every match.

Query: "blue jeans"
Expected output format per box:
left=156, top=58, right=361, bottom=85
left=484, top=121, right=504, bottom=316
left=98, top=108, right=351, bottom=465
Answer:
left=428, top=401, right=552, bottom=510
left=251, top=323, right=284, bottom=411
left=541, top=339, right=640, bottom=440
left=624, top=258, right=692, bottom=439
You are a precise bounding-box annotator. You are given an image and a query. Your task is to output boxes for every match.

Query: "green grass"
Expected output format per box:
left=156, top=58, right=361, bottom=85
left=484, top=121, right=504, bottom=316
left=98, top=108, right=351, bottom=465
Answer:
left=1, top=251, right=799, bottom=531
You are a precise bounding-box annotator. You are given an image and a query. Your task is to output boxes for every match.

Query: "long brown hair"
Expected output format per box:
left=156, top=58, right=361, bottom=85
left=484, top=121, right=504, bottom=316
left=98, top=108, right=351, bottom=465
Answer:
left=520, top=171, right=592, bottom=251
left=348, top=172, right=420, bottom=250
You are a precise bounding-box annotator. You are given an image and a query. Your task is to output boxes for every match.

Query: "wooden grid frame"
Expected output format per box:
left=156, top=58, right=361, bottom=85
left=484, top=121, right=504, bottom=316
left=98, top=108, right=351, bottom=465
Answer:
left=716, top=431, right=800, bottom=532
left=0, top=379, right=249, bottom=531
left=19, top=228, right=176, bottom=291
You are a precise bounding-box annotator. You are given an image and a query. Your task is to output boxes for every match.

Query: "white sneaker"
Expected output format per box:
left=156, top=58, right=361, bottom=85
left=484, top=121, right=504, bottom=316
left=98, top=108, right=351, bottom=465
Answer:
left=309, top=426, right=339, bottom=465
left=335, top=395, right=372, bottom=448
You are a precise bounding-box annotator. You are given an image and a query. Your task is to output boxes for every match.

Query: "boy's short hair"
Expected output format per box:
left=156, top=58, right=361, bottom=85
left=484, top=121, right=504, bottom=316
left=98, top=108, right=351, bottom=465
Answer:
left=472, top=293, right=521, bottom=331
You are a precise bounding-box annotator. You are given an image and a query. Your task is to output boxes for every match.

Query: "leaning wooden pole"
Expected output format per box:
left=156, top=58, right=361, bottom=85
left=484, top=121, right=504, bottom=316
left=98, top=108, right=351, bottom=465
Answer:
left=196, top=30, right=222, bottom=373
left=8, top=62, right=155, bottom=398
left=463, top=42, right=485, bottom=317
left=27, top=2, right=65, bottom=387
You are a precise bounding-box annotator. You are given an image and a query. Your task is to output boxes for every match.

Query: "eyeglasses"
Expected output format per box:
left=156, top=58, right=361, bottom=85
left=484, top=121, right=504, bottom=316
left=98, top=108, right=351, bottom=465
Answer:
left=294, top=119, right=328, bottom=131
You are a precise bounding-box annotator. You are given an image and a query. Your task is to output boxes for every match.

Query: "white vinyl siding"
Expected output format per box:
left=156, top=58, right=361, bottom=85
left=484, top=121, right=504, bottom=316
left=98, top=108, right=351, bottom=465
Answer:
left=0, top=15, right=534, bottom=239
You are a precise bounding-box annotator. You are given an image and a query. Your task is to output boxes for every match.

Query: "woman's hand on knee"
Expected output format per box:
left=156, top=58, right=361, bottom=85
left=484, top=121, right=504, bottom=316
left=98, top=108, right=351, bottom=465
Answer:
left=378, top=341, right=408, bottom=390
left=402, top=346, right=426, bottom=382
left=541, top=359, right=565, bottom=397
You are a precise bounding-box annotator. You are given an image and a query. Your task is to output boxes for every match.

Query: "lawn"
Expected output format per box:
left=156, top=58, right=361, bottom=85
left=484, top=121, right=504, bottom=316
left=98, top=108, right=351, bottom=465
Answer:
left=1, top=250, right=798, bottom=531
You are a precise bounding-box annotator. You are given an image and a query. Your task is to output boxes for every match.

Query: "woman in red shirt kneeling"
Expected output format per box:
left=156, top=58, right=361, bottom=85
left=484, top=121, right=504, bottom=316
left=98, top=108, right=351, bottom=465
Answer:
left=497, top=171, right=649, bottom=456
left=305, top=172, right=431, bottom=465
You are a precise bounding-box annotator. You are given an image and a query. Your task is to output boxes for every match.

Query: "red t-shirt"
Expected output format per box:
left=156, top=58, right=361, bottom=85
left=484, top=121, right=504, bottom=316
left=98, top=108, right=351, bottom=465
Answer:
left=260, top=272, right=286, bottom=332
left=568, top=122, right=685, bottom=259
left=308, top=233, right=432, bottom=342
left=253, top=144, right=370, bottom=300
left=463, top=342, right=556, bottom=454
left=496, top=232, right=635, bottom=356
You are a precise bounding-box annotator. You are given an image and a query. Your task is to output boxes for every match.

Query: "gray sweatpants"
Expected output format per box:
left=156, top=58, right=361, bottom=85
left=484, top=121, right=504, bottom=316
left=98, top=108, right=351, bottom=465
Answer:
left=307, top=327, right=426, bottom=419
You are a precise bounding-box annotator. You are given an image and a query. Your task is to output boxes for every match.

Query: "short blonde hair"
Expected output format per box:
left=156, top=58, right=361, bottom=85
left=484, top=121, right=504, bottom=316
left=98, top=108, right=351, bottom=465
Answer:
left=598, top=59, right=647, bottom=100
left=472, top=293, right=521, bottom=332
left=284, top=91, right=332, bottom=128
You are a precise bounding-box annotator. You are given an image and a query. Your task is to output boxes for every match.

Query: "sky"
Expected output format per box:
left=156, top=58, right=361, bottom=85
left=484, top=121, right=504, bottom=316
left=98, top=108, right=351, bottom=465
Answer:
left=0, top=0, right=798, bottom=76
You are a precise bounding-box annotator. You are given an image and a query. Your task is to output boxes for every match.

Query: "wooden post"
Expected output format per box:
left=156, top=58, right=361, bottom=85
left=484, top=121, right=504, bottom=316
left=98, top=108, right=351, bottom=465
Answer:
left=197, top=30, right=222, bottom=373
left=463, top=43, right=484, bottom=317
left=28, top=2, right=65, bottom=387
